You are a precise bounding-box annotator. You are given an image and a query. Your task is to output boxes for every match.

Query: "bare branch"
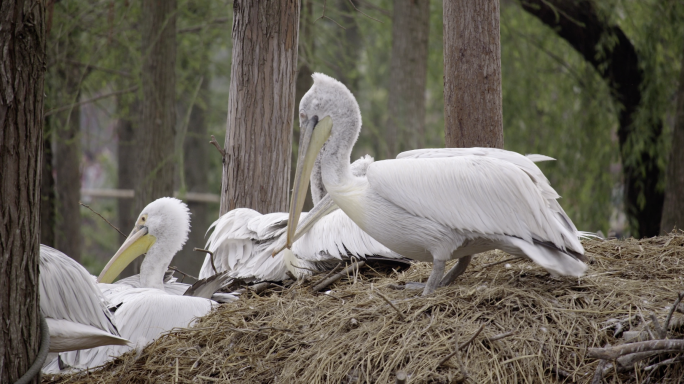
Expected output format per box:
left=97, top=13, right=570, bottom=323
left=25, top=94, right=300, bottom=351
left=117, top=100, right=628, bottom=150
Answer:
left=315, top=0, right=346, bottom=30
left=193, top=248, right=217, bottom=275
left=65, top=59, right=132, bottom=77
left=209, top=135, right=226, bottom=158
left=375, top=291, right=406, bottom=321
left=486, top=330, right=517, bottom=342
left=167, top=266, right=199, bottom=282
left=665, top=292, right=684, bottom=335
left=80, top=202, right=127, bottom=238
left=178, top=17, right=230, bottom=33
left=587, top=340, right=684, bottom=360
left=312, top=260, right=365, bottom=292
left=347, top=0, right=382, bottom=23
left=46, top=86, right=138, bottom=117
left=437, top=325, right=485, bottom=367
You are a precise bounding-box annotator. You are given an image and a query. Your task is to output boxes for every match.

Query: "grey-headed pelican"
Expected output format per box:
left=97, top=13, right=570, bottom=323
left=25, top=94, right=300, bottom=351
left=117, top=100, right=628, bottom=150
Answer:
left=199, top=155, right=409, bottom=282
left=44, top=198, right=226, bottom=373
left=286, top=73, right=587, bottom=296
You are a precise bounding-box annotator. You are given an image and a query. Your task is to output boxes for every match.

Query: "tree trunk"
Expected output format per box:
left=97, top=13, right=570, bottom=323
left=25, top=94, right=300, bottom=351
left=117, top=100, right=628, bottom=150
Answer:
left=386, top=0, right=430, bottom=157
left=220, top=0, right=300, bottom=215
left=660, top=46, right=684, bottom=234
left=520, top=0, right=663, bottom=237
left=0, top=1, right=46, bottom=382
left=294, top=0, right=314, bottom=212
left=40, top=123, right=55, bottom=247
left=118, top=99, right=139, bottom=277
left=176, top=78, right=210, bottom=276
left=54, top=76, right=81, bottom=262
left=443, top=0, right=504, bottom=149
left=136, top=0, right=177, bottom=214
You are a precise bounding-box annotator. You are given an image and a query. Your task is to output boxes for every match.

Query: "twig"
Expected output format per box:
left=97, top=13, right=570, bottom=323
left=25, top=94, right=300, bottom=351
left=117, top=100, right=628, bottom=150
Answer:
left=475, top=256, right=521, bottom=272
left=317, top=262, right=343, bottom=283
left=644, top=354, right=684, bottom=371
left=437, top=325, right=485, bottom=367
left=346, top=0, right=382, bottom=23
left=315, top=0, right=346, bottom=29
left=65, top=60, right=132, bottom=77
left=249, top=282, right=275, bottom=294
left=178, top=17, right=230, bottom=33
left=209, top=135, right=225, bottom=157
left=193, top=248, right=217, bottom=275
left=486, top=331, right=517, bottom=342
left=46, top=86, right=138, bottom=117
left=651, top=313, right=666, bottom=339
left=664, top=292, right=684, bottom=335
left=80, top=202, right=127, bottom=238
left=459, top=324, right=486, bottom=351
left=586, top=340, right=684, bottom=360
left=590, top=344, right=610, bottom=384
left=375, top=291, right=406, bottom=321
left=312, top=260, right=365, bottom=292
left=167, top=266, right=199, bottom=282
left=395, top=371, right=407, bottom=384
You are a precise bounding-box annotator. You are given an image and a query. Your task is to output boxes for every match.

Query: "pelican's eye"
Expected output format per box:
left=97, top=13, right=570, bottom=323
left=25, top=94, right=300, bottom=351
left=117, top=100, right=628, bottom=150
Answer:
left=299, top=111, right=307, bottom=121
left=138, top=214, right=148, bottom=226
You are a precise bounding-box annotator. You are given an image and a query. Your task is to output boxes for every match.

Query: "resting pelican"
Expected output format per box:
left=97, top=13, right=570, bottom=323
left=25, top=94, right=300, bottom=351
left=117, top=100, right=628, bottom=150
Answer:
left=39, top=245, right=128, bottom=353
left=199, top=155, right=409, bottom=282
left=45, top=198, right=224, bottom=372
left=286, top=73, right=587, bottom=296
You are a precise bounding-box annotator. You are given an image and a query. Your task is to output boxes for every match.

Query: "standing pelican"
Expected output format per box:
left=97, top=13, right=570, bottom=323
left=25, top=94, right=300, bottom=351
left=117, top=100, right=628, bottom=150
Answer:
left=39, top=245, right=128, bottom=354
left=286, top=73, right=587, bottom=296
left=198, top=155, right=409, bottom=282
left=45, top=198, right=223, bottom=372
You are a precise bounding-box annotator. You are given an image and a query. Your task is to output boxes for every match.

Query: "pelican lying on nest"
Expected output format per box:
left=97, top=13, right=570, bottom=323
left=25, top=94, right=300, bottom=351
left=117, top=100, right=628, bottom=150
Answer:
left=39, top=245, right=128, bottom=355
left=198, top=155, right=410, bottom=282
left=45, top=198, right=229, bottom=373
left=284, top=73, right=587, bottom=296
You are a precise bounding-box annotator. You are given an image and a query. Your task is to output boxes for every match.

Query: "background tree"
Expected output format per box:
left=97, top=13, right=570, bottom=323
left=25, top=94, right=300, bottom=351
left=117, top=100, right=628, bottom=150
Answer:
left=385, top=0, right=430, bottom=157
left=136, top=0, right=178, bottom=214
left=220, top=0, right=300, bottom=215
left=444, top=0, right=504, bottom=148
left=660, top=45, right=684, bottom=234
left=0, top=1, right=46, bottom=381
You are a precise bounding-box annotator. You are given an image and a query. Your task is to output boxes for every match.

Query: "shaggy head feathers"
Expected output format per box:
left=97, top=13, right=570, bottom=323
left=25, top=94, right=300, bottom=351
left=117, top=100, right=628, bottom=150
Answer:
left=139, top=197, right=191, bottom=258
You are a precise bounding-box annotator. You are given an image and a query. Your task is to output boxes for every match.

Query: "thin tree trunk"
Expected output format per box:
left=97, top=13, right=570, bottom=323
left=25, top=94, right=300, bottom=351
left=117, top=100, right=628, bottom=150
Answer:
left=41, top=123, right=55, bottom=247
left=177, top=78, right=210, bottom=276
left=386, top=0, right=430, bottom=157
left=295, top=0, right=314, bottom=212
left=660, top=46, right=684, bottom=234
left=54, top=76, right=81, bottom=262
left=520, top=0, right=663, bottom=237
left=220, top=0, right=300, bottom=215
left=0, top=1, right=46, bottom=382
left=444, top=0, right=504, bottom=149
left=118, top=99, right=139, bottom=277
left=136, top=0, right=177, bottom=214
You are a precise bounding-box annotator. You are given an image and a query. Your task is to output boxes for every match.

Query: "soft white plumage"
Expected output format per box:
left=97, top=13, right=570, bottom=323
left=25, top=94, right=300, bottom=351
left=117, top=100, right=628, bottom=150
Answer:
left=44, top=198, right=222, bottom=373
left=199, top=155, right=406, bottom=282
left=39, top=245, right=128, bottom=353
left=287, top=73, right=587, bottom=296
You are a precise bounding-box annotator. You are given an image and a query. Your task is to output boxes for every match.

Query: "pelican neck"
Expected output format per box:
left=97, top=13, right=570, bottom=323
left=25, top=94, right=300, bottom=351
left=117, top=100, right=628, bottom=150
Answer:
left=139, top=245, right=170, bottom=290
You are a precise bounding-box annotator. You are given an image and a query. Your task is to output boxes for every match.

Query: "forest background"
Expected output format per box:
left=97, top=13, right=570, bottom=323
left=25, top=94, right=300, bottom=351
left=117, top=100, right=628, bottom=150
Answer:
left=42, top=0, right=684, bottom=280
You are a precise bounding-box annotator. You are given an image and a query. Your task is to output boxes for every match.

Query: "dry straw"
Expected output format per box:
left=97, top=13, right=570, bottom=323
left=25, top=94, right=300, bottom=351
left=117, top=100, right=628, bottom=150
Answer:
left=45, top=232, right=684, bottom=383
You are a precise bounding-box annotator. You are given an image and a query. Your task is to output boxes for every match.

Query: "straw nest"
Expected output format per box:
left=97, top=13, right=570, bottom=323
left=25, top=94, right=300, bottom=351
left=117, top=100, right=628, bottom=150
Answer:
left=45, top=233, right=684, bottom=383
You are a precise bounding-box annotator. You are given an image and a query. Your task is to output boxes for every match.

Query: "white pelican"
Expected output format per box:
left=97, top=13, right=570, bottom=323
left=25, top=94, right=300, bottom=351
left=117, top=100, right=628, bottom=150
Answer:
left=199, top=155, right=409, bottom=282
left=39, top=245, right=128, bottom=353
left=286, top=73, right=587, bottom=296
left=44, top=198, right=225, bottom=372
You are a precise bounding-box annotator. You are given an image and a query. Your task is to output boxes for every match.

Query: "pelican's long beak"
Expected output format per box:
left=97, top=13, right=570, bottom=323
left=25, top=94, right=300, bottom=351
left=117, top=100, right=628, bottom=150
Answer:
left=272, top=194, right=338, bottom=256
left=285, top=116, right=333, bottom=249
left=97, top=226, right=156, bottom=283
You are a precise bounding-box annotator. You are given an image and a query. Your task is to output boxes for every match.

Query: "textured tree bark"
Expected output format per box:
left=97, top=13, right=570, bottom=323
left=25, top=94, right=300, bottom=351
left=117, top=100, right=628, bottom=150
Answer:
left=0, top=1, right=46, bottom=382
left=221, top=0, right=300, bottom=215
left=660, top=46, right=684, bottom=234
left=54, top=75, right=82, bottom=262
left=386, top=0, right=430, bottom=157
left=443, top=0, right=504, bottom=149
left=136, top=0, right=177, bottom=213
left=520, top=0, right=663, bottom=238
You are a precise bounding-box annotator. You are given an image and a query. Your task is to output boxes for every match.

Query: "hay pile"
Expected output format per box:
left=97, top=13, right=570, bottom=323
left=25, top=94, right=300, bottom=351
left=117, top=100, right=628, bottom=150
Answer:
left=45, top=233, right=684, bottom=383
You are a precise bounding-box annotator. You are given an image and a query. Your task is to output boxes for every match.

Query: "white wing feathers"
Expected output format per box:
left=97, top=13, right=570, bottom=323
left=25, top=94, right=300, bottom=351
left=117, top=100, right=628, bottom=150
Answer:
left=367, top=156, right=583, bottom=255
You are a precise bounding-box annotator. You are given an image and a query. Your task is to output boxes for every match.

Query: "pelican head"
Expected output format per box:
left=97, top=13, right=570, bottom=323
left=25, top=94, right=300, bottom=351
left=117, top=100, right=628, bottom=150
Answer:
left=98, top=197, right=190, bottom=285
left=286, top=73, right=362, bottom=247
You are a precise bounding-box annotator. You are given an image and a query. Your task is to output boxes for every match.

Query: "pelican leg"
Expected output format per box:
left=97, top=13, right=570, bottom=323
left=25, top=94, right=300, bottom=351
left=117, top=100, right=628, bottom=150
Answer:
left=422, top=258, right=446, bottom=296
left=439, top=255, right=473, bottom=287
